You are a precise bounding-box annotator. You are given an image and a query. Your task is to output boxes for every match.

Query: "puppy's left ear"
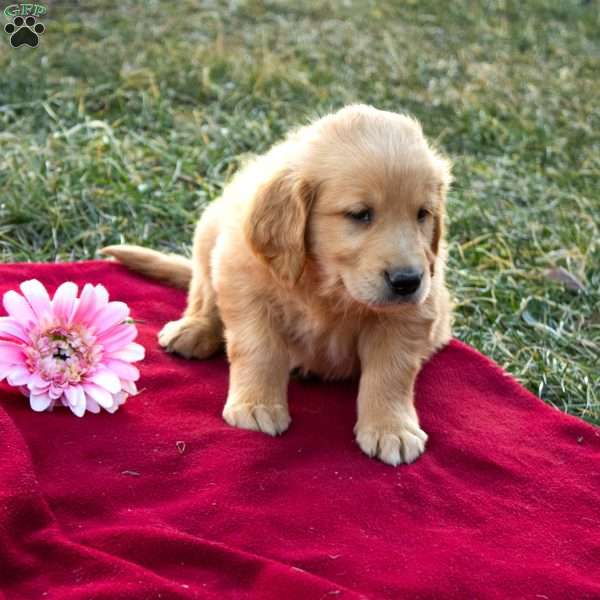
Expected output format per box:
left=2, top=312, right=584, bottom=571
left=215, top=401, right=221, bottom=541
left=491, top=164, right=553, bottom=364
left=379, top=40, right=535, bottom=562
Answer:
left=431, top=156, right=452, bottom=257
left=245, top=169, right=316, bottom=286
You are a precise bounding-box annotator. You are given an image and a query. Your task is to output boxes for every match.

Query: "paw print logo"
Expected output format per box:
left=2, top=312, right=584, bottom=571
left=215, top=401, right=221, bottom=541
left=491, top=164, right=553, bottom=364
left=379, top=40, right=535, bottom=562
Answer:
left=4, top=16, right=45, bottom=48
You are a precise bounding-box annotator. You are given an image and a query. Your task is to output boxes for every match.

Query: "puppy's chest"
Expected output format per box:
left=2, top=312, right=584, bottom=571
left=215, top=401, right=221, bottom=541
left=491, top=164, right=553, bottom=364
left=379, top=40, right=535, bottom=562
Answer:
left=281, top=305, right=361, bottom=380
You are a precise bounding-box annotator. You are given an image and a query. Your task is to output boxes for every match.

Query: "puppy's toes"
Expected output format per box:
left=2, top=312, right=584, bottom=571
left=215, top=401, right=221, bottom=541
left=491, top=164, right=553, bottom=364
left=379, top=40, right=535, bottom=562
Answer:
left=158, top=318, right=221, bottom=359
left=355, top=417, right=428, bottom=466
left=222, top=402, right=291, bottom=436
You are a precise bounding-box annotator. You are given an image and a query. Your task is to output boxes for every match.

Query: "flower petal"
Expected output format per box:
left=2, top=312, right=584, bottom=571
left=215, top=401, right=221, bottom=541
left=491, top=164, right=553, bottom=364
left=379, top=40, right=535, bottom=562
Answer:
left=97, top=324, right=138, bottom=351
left=0, top=340, right=26, bottom=363
left=70, top=283, right=94, bottom=324
left=63, top=386, right=77, bottom=406
left=6, top=366, right=31, bottom=387
left=20, top=279, right=52, bottom=320
left=0, top=364, right=14, bottom=381
left=64, top=385, right=86, bottom=417
left=104, top=359, right=139, bottom=382
left=30, top=393, right=53, bottom=412
left=71, top=400, right=86, bottom=417
left=107, top=342, right=145, bottom=362
left=120, top=379, right=138, bottom=396
left=85, top=395, right=101, bottom=414
left=88, top=368, right=121, bottom=394
left=0, top=317, right=30, bottom=343
left=105, top=391, right=127, bottom=413
left=51, top=282, right=78, bottom=325
left=28, top=383, right=50, bottom=396
left=70, top=283, right=106, bottom=325
left=82, top=382, right=114, bottom=409
left=93, top=284, right=109, bottom=305
left=48, top=384, right=64, bottom=400
left=26, top=372, right=49, bottom=391
left=90, top=301, right=130, bottom=334
left=3, top=290, right=36, bottom=326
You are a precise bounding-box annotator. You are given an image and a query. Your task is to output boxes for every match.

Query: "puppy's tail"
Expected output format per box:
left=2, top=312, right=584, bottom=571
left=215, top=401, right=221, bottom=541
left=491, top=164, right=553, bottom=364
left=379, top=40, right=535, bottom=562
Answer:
left=100, top=244, right=192, bottom=289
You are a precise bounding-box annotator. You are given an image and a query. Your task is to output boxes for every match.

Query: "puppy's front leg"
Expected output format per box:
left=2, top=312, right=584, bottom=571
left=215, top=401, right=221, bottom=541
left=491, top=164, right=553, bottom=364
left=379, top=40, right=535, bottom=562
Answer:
left=355, top=321, right=428, bottom=466
left=222, top=307, right=291, bottom=436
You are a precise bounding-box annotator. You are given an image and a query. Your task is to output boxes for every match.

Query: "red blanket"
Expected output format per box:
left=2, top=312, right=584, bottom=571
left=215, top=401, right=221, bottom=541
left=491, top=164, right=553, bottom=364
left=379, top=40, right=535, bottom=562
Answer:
left=1, top=261, right=598, bottom=599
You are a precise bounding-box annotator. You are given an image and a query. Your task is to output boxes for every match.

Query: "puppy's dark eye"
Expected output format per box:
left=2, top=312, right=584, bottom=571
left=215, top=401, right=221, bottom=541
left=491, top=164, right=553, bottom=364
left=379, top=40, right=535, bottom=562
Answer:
left=417, top=208, right=430, bottom=222
left=346, top=208, right=373, bottom=224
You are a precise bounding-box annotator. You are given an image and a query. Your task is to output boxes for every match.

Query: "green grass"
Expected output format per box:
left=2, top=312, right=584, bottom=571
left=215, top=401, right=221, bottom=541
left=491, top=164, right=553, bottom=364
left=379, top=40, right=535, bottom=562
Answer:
left=1, top=0, right=598, bottom=423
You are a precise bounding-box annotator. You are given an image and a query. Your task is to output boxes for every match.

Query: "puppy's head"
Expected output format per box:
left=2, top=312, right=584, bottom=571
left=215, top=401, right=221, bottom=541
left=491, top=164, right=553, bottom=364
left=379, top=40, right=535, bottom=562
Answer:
left=246, top=105, right=451, bottom=309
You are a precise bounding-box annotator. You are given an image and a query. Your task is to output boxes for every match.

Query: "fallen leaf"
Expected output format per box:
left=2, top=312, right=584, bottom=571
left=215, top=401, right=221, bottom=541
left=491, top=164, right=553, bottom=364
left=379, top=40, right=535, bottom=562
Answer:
left=545, top=267, right=585, bottom=292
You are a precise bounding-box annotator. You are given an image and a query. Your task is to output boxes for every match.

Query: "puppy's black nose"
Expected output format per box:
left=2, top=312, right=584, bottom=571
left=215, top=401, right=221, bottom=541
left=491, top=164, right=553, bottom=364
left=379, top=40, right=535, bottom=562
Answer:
left=384, top=268, right=423, bottom=296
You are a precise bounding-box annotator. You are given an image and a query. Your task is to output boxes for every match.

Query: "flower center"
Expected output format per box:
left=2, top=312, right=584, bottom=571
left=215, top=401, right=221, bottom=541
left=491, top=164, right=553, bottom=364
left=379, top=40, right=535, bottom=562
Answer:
left=25, top=325, right=103, bottom=386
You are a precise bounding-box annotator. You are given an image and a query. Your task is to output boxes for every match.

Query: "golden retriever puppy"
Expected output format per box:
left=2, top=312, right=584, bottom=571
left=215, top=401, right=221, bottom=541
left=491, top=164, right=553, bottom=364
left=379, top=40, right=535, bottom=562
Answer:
left=102, top=104, right=452, bottom=466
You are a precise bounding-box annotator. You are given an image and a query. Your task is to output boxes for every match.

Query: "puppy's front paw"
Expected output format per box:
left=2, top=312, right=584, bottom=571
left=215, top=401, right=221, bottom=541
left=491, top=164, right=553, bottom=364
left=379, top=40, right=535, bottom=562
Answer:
left=158, top=317, right=220, bottom=359
left=354, top=415, right=428, bottom=466
left=222, top=401, right=291, bottom=436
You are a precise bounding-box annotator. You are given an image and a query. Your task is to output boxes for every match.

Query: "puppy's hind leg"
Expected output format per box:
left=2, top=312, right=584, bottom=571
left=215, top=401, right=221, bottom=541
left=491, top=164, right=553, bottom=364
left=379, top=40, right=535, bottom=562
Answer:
left=158, top=281, right=223, bottom=359
left=158, top=212, right=224, bottom=359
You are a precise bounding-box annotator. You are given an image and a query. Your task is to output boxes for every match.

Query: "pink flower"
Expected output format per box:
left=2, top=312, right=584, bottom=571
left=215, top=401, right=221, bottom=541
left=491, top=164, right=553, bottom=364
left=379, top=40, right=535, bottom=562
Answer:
left=0, top=279, right=145, bottom=417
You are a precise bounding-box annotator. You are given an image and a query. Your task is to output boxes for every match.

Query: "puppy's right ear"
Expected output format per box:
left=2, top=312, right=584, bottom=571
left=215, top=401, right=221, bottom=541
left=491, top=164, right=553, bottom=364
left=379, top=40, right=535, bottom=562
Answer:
left=245, top=169, right=315, bottom=286
left=430, top=155, right=452, bottom=258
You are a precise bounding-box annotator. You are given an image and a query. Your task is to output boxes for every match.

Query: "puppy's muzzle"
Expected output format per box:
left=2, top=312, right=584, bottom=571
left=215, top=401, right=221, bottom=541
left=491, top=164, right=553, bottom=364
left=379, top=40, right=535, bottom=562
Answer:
left=384, top=267, right=423, bottom=298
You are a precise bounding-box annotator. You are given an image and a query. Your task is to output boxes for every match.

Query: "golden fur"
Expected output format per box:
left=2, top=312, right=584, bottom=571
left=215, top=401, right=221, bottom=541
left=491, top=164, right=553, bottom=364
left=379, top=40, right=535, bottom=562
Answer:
left=102, top=104, right=453, bottom=466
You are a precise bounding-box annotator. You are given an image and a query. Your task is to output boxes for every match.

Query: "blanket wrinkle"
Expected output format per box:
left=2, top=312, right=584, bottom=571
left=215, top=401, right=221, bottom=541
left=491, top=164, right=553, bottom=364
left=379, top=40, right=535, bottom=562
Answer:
left=76, top=524, right=365, bottom=600
left=0, top=261, right=599, bottom=600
